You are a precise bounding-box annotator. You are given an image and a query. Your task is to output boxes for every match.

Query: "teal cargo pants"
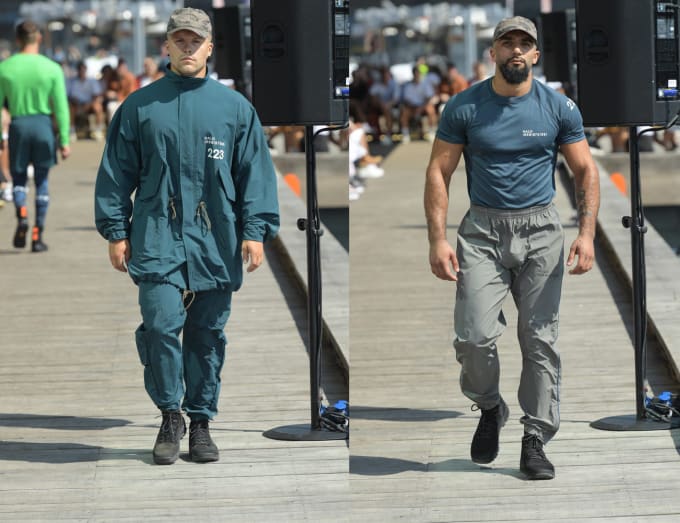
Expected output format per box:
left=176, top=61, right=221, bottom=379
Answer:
left=453, top=203, right=564, bottom=443
left=136, top=281, right=232, bottom=420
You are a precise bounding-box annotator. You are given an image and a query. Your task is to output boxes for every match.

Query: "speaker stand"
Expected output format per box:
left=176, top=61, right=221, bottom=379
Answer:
left=591, top=127, right=674, bottom=432
left=263, top=126, right=347, bottom=442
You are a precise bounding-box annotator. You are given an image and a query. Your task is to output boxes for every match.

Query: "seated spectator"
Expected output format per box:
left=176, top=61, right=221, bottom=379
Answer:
left=349, top=118, right=384, bottom=181
left=67, top=61, right=105, bottom=140
left=102, top=59, right=138, bottom=124
left=99, top=64, right=120, bottom=125
left=589, top=127, right=629, bottom=152
left=399, top=66, right=437, bottom=143
left=438, top=62, right=469, bottom=110
left=116, top=58, right=139, bottom=101
left=138, top=57, right=165, bottom=88
left=468, top=61, right=489, bottom=86
left=349, top=65, right=373, bottom=128
left=654, top=128, right=678, bottom=151
left=368, top=66, right=400, bottom=143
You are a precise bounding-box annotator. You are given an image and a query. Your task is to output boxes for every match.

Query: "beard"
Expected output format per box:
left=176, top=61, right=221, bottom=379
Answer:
left=499, top=59, right=530, bottom=85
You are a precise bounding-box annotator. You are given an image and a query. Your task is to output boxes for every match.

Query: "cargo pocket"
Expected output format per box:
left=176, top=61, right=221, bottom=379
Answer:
left=135, top=323, right=161, bottom=401
left=213, top=169, right=240, bottom=261
left=216, top=168, right=237, bottom=219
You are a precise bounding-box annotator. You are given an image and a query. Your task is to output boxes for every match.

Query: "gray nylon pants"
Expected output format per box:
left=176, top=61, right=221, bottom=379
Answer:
left=453, top=202, right=564, bottom=443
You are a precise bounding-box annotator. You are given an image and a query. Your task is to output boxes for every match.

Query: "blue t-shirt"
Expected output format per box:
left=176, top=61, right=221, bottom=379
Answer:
left=437, top=78, right=585, bottom=209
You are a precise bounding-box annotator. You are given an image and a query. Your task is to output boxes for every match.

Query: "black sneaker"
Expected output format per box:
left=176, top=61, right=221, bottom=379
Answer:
left=13, top=220, right=28, bottom=248
left=470, top=398, right=509, bottom=464
left=152, top=410, right=186, bottom=465
left=189, top=419, right=219, bottom=463
left=520, top=434, right=555, bottom=480
left=31, top=226, right=48, bottom=252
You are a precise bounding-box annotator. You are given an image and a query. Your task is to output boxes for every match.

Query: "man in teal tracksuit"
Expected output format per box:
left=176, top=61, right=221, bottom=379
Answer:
left=94, top=8, right=279, bottom=465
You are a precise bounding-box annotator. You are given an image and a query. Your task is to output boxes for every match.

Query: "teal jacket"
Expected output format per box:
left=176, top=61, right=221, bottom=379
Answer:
left=95, top=69, right=280, bottom=292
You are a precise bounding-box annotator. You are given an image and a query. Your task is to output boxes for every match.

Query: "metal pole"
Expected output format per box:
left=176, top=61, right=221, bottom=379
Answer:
left=261, top=126, right=344, bottom=441
left=628, top=127, right=648, bottom=419
left=304, top=125, right=322, bottom=430
left=132, top=4, right=146, bottom=78
left=590, top=127, right=669, bottom=431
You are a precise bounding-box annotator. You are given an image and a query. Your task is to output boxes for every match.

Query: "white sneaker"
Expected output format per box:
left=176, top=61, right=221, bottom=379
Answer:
left=424, top=131, right=436, bottom=143
left=1, top=182, right=12, bottom=202
left=380, top=135, right=393, bottom=145
left=349, top=176, right=365, bottom=194
left=357, top=163, right=385, bottom=179
left=401, top=132, right=411, bottom=144
left=349, top=186, right=361, bottom=201
left=91, top=129, right=104, bottom=141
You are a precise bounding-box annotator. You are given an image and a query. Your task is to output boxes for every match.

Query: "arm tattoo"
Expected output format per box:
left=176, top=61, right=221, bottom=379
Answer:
left=576, top=190, right=592, bottom=217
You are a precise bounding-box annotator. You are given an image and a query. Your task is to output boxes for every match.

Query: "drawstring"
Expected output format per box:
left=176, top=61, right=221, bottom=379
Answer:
left=196, top=201, right=211, bottom=231
left=168, top=197, right=177, bottom=220
left=182, top=289, right=195, bottom=310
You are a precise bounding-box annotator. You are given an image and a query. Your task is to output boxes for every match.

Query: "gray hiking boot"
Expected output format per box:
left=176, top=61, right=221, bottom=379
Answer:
left=189, top=419, right=219, bottom=463
left=152, top=410, right=186, bottom=465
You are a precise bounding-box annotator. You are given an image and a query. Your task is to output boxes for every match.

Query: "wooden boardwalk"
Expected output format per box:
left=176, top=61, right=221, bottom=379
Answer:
left=349, top=141, right=680, bottom=521
left=2, top=135, right=680, bottom=521
left=0, top=140, right=348, bottom=522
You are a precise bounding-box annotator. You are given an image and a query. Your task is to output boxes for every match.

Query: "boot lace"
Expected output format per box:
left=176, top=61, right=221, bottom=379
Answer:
left=157, top=412, right=182, bottom=443
left=523, top=434, right=548, bottom=460
left=190, top=421, right=211, bottom=446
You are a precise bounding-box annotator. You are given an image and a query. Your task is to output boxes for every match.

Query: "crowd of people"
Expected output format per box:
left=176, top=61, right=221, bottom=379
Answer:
left=0, top=30, right=170, bottom=218
left=347, top=57, right=489, bottom=200
left=66, top=55, right=164, bottom=141
left=347, top=54, right=680, bottom=201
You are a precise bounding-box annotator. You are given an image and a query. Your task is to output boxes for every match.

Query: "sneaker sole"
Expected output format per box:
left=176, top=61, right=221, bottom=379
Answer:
left=189, top=450, right=219, bottom=463
left=521, top=467, right=555, bottom=480
left=13, top=223, right=28, bottom=248
left=153, top=452, right=180, bottom=465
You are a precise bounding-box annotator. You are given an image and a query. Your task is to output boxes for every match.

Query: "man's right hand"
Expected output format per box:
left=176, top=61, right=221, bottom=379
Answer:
left=60, top=145, right=71, bottom=160
left=429, top=239, right=459, bottom=281
left=108, top=239, right=131, bottom=272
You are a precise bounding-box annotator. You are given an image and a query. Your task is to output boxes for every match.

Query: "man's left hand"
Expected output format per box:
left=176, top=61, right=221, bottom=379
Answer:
left=566, top=234, right=595, bottom=275
left=242, top=240, right=264, bottom=273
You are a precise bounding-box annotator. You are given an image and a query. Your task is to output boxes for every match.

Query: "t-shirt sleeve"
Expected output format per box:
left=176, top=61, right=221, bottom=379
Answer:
left=436, top=96, right=468, bottom=144
left=557, top=97, right=586, bottom=145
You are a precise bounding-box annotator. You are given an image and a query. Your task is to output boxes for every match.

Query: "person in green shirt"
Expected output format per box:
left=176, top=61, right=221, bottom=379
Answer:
left=0, top=20, right=70, bottom=252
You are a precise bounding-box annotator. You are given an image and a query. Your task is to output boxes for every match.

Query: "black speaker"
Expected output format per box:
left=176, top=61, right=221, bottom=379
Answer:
left=540, top=10, right=576, bottom=84
left=212, top=6, right=250, bottom=91
left=576, top=0, right=680, bottom=126
left=250, top=0, right=350, bottom=125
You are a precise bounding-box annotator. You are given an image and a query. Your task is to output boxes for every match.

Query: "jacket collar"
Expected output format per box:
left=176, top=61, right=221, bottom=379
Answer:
left=163, top=64, right=210, bottom=87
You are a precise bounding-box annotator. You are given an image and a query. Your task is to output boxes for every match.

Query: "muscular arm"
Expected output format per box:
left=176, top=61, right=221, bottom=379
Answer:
left=424, top=138, right=464, bottom=280
left=560, top=139, right=601, bottom=274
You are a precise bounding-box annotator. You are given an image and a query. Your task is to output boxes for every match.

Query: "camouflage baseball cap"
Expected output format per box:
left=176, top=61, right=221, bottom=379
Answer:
left=166, top=8, right=212, bottom=39
left=493, top=16, right=538, bottom=43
